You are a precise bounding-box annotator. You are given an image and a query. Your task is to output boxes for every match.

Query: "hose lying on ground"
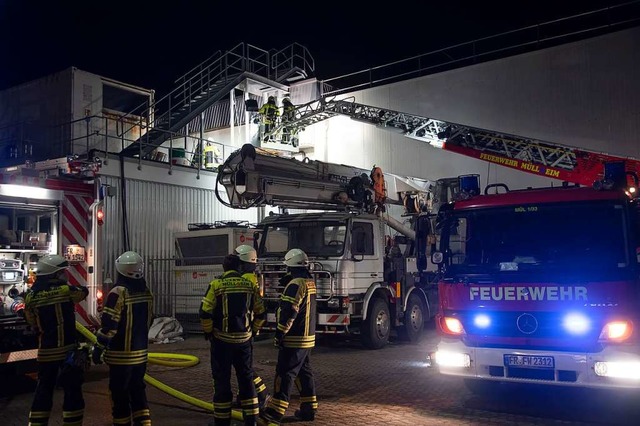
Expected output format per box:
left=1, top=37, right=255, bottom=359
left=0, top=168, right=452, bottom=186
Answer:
left=75, top=321, right=243, bottom=421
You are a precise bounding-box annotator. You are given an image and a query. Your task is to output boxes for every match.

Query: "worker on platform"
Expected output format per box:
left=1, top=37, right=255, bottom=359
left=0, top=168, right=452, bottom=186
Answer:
left=233, top=245, right=270, bottom=411
left=25, top=254, right=89, bottom=426
left=92, top=251, right=154, bottom=426
left=258, top=96, right=280, bottom=142
left=200, top=253, right=266, bottom=426
left=259, top=249, right=318, bottom=425
left=280, top=97, right=297, bottom=146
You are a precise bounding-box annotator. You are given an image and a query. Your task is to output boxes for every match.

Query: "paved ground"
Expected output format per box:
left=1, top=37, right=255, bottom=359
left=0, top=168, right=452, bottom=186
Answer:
left=2, top=324, right=640, bottom=425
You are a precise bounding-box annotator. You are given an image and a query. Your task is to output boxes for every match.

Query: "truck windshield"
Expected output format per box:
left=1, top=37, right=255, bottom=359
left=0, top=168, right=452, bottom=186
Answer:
left=260, top=221, right=347, bottom=257
left=442, top=200, right=629, bottom=278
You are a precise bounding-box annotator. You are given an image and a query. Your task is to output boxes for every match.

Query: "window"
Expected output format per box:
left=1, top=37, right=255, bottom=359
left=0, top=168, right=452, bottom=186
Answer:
left=175, top=235, right=229, bottom=265
left=351, top=222, right=374, bottom=255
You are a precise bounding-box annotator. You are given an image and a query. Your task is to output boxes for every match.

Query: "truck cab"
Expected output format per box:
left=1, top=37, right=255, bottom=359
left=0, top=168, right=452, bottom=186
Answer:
left=432, top=181, right=640, bottom=389
left=256, top=211, right=438, bottom=348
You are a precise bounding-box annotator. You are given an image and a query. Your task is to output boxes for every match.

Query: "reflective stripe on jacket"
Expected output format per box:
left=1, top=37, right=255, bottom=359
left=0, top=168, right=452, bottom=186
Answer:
left=97, top=279, right=154, bottom=365
left=199, top=270, right=266, bottom=343
left=24, top=279, right=88, bottom=362
left=276, top=276, right=317, bottom=349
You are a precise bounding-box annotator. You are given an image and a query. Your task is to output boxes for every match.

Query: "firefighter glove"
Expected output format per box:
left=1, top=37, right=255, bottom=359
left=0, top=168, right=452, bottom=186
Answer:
left=91, top=344, right=105, bottom=365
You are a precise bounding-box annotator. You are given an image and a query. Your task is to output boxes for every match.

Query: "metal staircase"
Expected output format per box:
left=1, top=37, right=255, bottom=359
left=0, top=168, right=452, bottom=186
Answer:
left=118, top=43, right=315, bottom=159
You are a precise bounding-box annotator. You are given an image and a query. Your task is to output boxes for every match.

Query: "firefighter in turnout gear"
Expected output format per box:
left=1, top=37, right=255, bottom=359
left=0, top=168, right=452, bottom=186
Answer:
left=200, top=254, right=266, bottom=426
left=280, top=97, right=298, bottom=146
left=258, top=96, right=280, bottom=141
left=24, top=254, right=88, bottom=426
left=233, top=245, right=270, bottom=412
left=93, top=251, right=154, bottom=426
left=260, top=249, right=318, bottom=425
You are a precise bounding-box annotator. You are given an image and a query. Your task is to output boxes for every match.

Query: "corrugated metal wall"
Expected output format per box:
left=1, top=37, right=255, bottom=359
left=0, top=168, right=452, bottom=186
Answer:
left=98, top=168, right=257, bottom=313
left=306, top=27, right=640, bottom=191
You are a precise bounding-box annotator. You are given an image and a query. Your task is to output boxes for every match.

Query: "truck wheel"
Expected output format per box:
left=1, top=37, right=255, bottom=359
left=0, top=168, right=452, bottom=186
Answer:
left=400, top=293, right=424, bottom=343
left=361, top=297, right=390, bottom=349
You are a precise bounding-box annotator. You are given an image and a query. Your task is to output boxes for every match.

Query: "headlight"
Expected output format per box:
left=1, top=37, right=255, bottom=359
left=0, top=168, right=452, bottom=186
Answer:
left=434, top=351, right=471, bottom=368
left=594, top=361, right=640, bottom=379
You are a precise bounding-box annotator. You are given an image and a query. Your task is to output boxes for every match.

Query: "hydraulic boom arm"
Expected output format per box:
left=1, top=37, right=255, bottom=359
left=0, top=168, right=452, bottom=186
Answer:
left=215, top=144, right=430, bottom=214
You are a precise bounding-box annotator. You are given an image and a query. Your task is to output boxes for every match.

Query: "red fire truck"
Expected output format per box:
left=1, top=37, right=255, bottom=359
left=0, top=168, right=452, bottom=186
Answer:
left=431, top=164, right=640, bottom=390
left=0, top=157, right=104, bottom=370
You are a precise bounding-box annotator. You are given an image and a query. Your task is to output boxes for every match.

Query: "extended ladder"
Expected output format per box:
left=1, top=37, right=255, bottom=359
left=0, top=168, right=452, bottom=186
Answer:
left=266, top=96, right=640, bottom=187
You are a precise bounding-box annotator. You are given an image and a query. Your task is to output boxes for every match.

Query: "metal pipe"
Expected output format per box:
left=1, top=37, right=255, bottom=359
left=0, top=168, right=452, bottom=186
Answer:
left=378, top=212, right=416, bottom=240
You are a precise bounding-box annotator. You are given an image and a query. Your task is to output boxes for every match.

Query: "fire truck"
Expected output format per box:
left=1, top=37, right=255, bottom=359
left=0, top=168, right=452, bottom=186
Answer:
left=431, top=166, right=640, bottom=390
left=0, top=157, right=104, bottom=369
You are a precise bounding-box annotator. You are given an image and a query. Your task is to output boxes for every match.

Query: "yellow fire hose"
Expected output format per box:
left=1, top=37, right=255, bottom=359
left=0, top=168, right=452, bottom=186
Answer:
left=75, top=321, right=243, bottom=421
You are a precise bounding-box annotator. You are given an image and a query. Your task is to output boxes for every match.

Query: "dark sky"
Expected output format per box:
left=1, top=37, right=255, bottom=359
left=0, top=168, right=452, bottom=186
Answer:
left=0, top=0, right=627, bottom=95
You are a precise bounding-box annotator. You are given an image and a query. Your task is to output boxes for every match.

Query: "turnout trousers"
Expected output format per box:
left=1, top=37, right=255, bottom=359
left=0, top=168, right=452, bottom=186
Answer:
left=108, top=363, right=151, bottom=425
left=211, top=337, right=258, bottom=426
left=261, top=347, right=317, bottom=424
left=29, top=360, right=85, bottom=425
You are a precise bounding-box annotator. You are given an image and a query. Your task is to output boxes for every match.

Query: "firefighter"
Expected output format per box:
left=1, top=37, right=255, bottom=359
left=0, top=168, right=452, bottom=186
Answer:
left=258, top=96, right=280, bottom=141
left=200, top=253, right=266, bottom=426
left=24, top=254, right=89, bottom=426
left=259, top=249, right=318, bottom=425
left=233, top=245, right=269, bottom=411
left=280, top=97, right=296, bottom=145
left=92, top=251, right=154, bottom=426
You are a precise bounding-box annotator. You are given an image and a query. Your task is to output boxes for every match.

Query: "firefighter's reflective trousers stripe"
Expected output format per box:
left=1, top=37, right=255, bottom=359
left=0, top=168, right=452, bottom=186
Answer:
left=29, top=360, right=84, bottom=426
left=261, top=348, right=316, bottom=424
left=211, top=337, right=258, bottom=426
left=108, top=363, right=151, bottom=426
left=254, top=375, right=268, bottom=406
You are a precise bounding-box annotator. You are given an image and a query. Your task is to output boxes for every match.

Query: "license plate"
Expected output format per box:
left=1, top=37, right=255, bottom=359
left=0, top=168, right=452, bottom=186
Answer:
left=504, top=354, right=555, bottom=369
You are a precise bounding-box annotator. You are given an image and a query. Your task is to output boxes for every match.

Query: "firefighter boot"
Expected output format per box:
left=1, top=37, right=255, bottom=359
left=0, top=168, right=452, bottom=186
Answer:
left=294, top=408, right=316, bottom=421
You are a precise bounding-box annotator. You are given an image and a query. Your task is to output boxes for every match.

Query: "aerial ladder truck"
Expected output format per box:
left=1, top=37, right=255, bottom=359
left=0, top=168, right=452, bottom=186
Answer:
left=259, top=95, right=640, bottom=389
left=216, top=143, right=440, bottom=349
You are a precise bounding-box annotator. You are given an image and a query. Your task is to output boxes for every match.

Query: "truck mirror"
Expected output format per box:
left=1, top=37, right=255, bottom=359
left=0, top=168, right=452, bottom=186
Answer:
left=253, top=231, right=260, bottom=250
left=431, top=251, right=443, bottom=264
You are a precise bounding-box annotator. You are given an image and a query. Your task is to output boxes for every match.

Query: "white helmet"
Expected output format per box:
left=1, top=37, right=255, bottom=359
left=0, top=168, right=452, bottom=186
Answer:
left=115, top=251, right=144, bottom=279
left=36, top=254, right=69, bottom=276
left=284, top=248, right=308, bottom=268
left=235, top=245, right=257, bottom=264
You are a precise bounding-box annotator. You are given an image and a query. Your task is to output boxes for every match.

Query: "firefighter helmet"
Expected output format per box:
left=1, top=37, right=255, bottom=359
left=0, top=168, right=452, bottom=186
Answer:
left=235, top=244, right=257, bottom=264
left=282, top=97, right=292, bottom=105
left=268, top=96, right=275, bottom=103
left=35, top=254, right=69, bottom=276
left=284, top=249, right=309, bottom=268
left=115, top=251, right=144, bottom=279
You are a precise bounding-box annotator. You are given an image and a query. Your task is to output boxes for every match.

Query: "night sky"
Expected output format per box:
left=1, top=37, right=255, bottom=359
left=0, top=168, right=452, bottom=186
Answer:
left=0, top=0, right=626, bottom=95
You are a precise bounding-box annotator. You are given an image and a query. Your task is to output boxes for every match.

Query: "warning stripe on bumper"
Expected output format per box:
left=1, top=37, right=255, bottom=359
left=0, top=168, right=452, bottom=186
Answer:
left=318, top=314, right=350, bottom=325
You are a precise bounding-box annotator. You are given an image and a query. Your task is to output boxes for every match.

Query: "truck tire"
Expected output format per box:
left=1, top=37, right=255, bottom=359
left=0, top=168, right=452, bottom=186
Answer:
left=400, top=293, right=425, bottom=343
left=361, top=297, right=390, bottom=349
